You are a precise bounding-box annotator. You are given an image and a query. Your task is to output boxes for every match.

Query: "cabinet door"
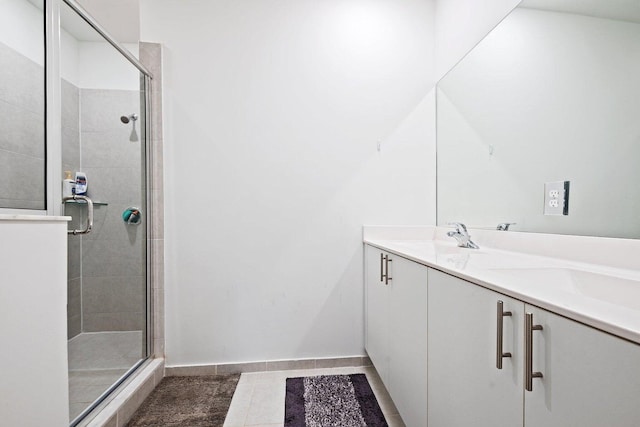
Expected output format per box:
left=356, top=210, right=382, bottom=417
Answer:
left=387, top=255, right=428, bottom=427
left=428, top=269, right=524, bottom=427
left=524, top=305, right=640, bottom=427
left=365, top=245, right=389, bottom=384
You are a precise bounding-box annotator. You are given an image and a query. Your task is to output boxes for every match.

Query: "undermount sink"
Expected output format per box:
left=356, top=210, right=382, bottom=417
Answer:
left=488, top=268, right=640, bottom=310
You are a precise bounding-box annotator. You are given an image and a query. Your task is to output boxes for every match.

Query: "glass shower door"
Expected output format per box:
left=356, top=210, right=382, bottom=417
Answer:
left=60, top=2, right=149, bottom=423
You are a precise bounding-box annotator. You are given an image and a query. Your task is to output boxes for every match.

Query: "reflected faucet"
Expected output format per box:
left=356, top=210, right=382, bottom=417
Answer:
left=496, top=222, right=516, bottom=231
left=447, top=222, right=480, bottom=249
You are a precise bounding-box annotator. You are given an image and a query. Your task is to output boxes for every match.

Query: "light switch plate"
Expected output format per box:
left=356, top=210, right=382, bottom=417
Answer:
left=544, top=181, right=570, bottom=215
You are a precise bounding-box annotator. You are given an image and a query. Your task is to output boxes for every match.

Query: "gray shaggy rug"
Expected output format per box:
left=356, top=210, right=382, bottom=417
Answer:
left=285, top=374, right=388, bottom=427
left=126, top=374, right=240, bottom=426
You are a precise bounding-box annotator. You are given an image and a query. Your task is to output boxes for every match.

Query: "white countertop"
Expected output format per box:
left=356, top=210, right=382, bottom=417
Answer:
left=364, top=227, right=640, bottom=345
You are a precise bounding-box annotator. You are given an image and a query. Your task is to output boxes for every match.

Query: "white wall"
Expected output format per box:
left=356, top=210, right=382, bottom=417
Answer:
left=61, top=34, right=138, bottom=90
left=77, top=42, right=140, bottom=90
left=77, top=0, right=141, bottom=43
left=0, top=218, right=69, bottom=427
left=435, top=0, right=520, bottom=79
left=61, top=29, right=80, bottom=86
left=0, top=0, right=44, bottom=65
left=140, top=0, right=436, bottom=366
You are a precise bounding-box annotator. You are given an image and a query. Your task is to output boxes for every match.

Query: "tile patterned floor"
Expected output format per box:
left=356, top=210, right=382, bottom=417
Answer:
left=223, top=366, right=406, bottom=427
left=68, top=331, right=144, bottom=421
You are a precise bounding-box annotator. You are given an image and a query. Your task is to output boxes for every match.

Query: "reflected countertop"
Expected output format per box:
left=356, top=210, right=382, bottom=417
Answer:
left=364, top=233, right=640, bottom=345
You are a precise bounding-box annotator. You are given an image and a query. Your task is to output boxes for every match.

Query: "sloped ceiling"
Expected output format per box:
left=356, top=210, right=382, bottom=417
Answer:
left=521, top=0, right=640, bottom=24
left=76, top=0, right=140, bottom=43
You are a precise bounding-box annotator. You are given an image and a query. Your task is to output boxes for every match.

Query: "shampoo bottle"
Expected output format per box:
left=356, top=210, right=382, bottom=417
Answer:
left=62, top=171, right=75, bottom=198
left=75, top=172, right=88, bottom=195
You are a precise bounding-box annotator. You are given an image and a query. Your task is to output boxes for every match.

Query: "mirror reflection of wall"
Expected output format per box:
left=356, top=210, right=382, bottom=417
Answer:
left=0, top=0, right=45, bottom=210
left=437, top=0, right=640, bottom=239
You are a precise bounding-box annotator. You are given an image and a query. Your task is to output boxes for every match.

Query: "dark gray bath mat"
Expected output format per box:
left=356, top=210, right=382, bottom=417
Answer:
left=285, top=374, right=388, bottom=427
left=126, top=374, right=240, bottom=427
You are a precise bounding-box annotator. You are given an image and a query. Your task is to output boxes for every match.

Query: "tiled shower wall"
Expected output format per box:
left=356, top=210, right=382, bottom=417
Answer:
left=63, top=83, right=146, bottom=340
left=80, top=88, right=145, bottom=334
left=0, top=41, right=45, bottom=209
left=140, top=41, right=165, bottom=358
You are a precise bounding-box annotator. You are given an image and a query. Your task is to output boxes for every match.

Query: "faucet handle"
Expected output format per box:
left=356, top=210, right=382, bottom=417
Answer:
left=496, top=222, right=516, bottom=231
left=448, top=222, right=468, bottom=233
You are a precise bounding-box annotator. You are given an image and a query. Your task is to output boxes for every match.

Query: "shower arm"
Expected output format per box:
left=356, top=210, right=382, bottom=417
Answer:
left=63, top=195, right=94, bottom=235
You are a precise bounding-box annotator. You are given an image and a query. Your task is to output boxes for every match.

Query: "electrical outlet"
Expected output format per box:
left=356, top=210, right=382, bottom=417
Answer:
left=544, top=181, right=570, bottom=215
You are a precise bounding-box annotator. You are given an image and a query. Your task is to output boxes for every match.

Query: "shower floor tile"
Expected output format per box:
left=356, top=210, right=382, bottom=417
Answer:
left=68, top=331, right=144, bottom=421
left=68, top=330, right=143, bottom=370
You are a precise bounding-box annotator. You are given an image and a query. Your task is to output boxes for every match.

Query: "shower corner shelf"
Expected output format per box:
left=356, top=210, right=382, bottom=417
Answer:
left=64, top=200, right=108, bottom=206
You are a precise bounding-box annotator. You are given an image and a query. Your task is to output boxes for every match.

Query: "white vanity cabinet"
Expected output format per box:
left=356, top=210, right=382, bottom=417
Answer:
left=365, top=245, right=428, bottom=427
left=365, top=245, right=390, bottom=382
left=428, top=269, right=640, bottom=427
left=525, top=305, right=640, bottom=427
left=427, top=269, right=524, bottom=427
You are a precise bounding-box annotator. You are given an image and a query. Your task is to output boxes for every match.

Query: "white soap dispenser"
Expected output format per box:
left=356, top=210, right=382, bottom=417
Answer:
left=62, top=171, right=75, bottom=198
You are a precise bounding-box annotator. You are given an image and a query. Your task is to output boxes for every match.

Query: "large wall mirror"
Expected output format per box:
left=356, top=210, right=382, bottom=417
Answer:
left=0, top=0, right=46, bottom=210
left=437, top=0, right=640, bottom=239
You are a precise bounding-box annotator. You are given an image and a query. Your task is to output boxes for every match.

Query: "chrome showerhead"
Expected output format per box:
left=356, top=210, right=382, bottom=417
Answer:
left=121, top=113, right=140, bottom=142
left=120, top=113, right=138, bottom=124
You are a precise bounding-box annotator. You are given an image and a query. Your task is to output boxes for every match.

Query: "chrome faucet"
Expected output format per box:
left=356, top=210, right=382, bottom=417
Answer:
left=447, top=222, right=479, bottom=249
left=496, top=222, right=516, bottom=231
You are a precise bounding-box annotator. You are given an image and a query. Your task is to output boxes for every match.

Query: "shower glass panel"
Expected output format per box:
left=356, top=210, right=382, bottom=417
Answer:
left=0, top=0, right=46, bottom=210
left=60, top=2, right=148, bottom=423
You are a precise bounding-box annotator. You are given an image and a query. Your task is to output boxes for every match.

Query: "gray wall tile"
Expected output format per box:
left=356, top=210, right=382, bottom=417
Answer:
left=82, top=276, right=145, bottom=314
left=81, top=130, right=141, bottom=169
left=81, top=167, right=142, bottom=205
left=217, top=361, right=267, bottom=375
left=61, top=79, right=79, bottom=131
left=80, top=89, right=140, bottom=133
left=68, top=278, right=82, bottom=339
left=62, top=125, right=80, bottom=171
left=0, top=99, right=45, bottom=158
left=70, top=87, right=148, bottom=335
left=140, top=42, right=164, bottom=358
left=68, top=237, right=81, bottom=279
left=82, top=236, right=143, bottom=277
left=0, top=41, right=46, bottom=209
left=165, top=365, right=217, bottom=377
left=0, top=149, right=45, bottom=206
left=0, top=41, right=45, bottom=114
left=266, top=359, right=316, bottom=371
left=83, top=312, right=145, bottom=332
left=83, top=203, right=144, bottom=242
left=315, top=357, right=365, bottom=369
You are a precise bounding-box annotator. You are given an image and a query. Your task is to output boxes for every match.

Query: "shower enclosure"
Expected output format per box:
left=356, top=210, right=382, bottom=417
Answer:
left=58, top=1, right=152, bottom=424
left=0, top=0, right=154, bottom=424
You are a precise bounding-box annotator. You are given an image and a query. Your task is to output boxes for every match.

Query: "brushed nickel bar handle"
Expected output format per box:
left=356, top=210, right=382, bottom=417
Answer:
left=496, top=300, right=512, bottom=369
left=380, top=253, right=384, bottom=282
left=384, top=256, right=392, bottom=285
left=63, top=195, right=94, bottom=235
left=525, top=312, right=543, bottom=391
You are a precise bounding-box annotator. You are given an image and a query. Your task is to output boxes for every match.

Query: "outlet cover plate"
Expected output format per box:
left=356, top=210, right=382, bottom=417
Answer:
left=544, top=181, right=570, bottom=215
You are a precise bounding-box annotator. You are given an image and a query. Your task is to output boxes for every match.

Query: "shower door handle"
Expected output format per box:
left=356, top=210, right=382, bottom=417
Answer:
left=63, top=195, right=94, bottom=235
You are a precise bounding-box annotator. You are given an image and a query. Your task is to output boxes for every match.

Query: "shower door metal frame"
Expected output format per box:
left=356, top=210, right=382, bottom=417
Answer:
left=45, top=0, right=156, bottom=425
